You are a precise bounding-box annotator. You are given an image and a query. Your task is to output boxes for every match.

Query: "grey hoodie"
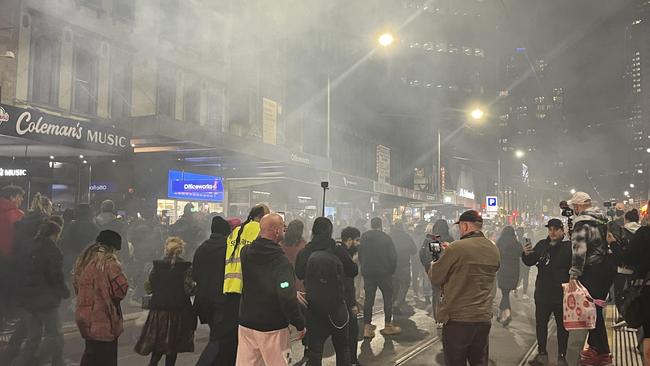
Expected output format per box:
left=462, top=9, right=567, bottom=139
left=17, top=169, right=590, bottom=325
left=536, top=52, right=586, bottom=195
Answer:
left=569, top=206, right=609, bottom=278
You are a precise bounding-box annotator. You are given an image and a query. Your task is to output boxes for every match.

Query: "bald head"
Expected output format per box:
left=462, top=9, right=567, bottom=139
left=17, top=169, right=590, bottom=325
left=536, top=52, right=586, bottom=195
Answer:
left=259, top=213, right=285, bottom=242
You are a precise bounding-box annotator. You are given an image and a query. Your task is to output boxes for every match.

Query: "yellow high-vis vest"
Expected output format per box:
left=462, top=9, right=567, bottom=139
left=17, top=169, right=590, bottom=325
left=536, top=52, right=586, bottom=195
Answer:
left=223, top=221, right=261, bottom=294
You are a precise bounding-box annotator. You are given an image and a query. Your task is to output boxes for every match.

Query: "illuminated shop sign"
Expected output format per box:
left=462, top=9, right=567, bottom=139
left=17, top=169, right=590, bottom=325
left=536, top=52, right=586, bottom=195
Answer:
left=0, top=168, right=27, bottom=177
left=168, top=170, right=224, bottom=202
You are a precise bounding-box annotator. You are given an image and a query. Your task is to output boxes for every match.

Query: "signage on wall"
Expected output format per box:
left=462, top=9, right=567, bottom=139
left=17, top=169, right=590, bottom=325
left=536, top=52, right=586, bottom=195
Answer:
left=0, top=104, right=131, bottom=153
left=89, top=182, right=117, bottom=193
left=168, top=170, right=224, bottom=203
left=0, top=168, right=27, bottom=177
left=376, top=145, right=391, bottom=184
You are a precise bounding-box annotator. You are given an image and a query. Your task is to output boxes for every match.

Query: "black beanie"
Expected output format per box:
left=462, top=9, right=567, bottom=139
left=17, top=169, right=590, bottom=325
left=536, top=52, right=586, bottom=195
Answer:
left=96, top=230, right=122, bottom=250
left=211, top=216, right=231, bottom=236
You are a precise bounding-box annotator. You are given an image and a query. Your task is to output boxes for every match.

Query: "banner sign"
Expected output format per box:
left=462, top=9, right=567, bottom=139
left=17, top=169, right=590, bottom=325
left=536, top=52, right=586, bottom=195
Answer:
left=168, top=170, right=224, bottom=202
left=0, top=104, right=131, bottom=153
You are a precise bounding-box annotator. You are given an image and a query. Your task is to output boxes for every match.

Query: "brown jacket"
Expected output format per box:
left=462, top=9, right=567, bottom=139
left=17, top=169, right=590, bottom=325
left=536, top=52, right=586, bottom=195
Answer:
left=74, top=245, right=129, bottom=342
left=428, top=231, right=500, bottom=323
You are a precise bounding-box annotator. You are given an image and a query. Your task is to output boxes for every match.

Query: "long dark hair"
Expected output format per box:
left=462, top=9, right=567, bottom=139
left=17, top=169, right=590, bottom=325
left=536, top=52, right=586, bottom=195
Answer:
left=283, top=220, right=305, bottom=247
left=312, top=217, right=333, bottom=239
left=233, top=204, right=268, bottom=249
left=497, top=226, right=519, bottom=249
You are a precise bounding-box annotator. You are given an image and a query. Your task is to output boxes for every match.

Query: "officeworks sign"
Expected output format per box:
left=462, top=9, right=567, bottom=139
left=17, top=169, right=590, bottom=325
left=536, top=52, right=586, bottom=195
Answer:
left=168, top=170, right=224, bottom=202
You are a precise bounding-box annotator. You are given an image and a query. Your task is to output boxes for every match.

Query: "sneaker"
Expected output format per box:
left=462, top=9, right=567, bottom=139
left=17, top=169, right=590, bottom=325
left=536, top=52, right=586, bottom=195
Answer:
left=580, top=347, right=598, bottom=359
left=528, top=353, right=548, bottom=365
left=557, top=357, right=569, bottom=366
left=380, top=322, right=402, bottom=336
left=363, top=324, right=375, bottom=339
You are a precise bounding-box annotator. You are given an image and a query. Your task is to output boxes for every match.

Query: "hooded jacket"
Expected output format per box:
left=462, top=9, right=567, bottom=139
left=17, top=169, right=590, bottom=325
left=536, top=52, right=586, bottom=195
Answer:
left=295, top=234, right=358, bottom=281
left=624, top=225, right=650, bottom=280
left=569, top=207, right=610, bottom=278
left=239, top=237, right=305, bottom=332
left=611, top=221, right=641, bottom=275
left=0, top=197, right=24, bottom=258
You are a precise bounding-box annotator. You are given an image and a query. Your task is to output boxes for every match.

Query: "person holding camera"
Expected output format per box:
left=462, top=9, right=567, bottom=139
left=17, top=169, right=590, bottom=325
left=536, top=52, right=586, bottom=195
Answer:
left=522, top=218, right=571, bottom=366
left=428, top=210, right=500, bottom=366
left=566, top=192, right=616, bottom=366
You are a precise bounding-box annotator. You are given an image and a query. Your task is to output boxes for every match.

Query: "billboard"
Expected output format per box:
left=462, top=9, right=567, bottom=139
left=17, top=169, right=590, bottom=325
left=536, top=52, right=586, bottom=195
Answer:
left=167, top=170, right=224, bottom=202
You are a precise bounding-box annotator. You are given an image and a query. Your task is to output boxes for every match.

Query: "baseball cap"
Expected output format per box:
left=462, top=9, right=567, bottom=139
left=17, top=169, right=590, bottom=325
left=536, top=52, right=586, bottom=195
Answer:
left=454, top=210, right=483, bottom=225
left=545, top=218, right=564, bottom=229
left=567, top=191, right=591, bottom=206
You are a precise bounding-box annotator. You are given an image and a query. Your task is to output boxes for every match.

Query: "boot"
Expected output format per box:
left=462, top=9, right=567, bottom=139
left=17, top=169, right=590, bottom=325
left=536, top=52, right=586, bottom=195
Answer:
left=528, top=353, right=548, bottom=365
left=363, top=324, right=375, bottom=339
left=380, top=322, right=402, bottom=336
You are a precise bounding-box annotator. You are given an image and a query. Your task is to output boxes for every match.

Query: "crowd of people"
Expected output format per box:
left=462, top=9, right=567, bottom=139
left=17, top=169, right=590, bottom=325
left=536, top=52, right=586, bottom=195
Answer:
left=0, top=184, right=649, bottom=366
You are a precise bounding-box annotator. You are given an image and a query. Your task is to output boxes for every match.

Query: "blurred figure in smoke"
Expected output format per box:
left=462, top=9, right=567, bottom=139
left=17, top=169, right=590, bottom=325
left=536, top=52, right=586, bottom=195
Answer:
left=390, top=220, right=417, bottom=313
left=496, top=226, right=521, bottom=327
left=168, top=203, right=203, bottom=256
left=280, top=219, right=307, bottom=292
left=0, top=185, right=24, bottom=332
left=14, top=221, right=69, bottom=366
left=74, top=230, right=128, bottom=366
left=135, top=237, right=196, bottom=366
left=61, top=204, right=100, bottom=279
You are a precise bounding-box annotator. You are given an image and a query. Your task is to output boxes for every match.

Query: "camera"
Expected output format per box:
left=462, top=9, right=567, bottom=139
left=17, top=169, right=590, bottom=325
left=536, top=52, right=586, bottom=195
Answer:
left=603, top=201, right=615, bottom=218
left=428, top=235, right=443, bottom=261
left=559, top=200, right=574, bottom=218
left=321, top=181, right=329, bottom=189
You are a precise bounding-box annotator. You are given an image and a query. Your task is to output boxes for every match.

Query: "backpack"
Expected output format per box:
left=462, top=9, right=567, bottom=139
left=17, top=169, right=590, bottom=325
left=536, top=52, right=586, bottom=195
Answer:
left=304, top=248, right=346, bottom=315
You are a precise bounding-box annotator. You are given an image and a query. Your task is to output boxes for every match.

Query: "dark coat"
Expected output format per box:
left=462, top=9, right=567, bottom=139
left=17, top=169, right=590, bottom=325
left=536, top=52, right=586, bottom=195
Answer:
left=625, top=225, right=650, bottom=279
left=192, top=233, right=228, bottom=324
left=295, top=235, right=358, bottom=280
left=239, top=238, right=305, bottom=332
left=497, top=234, right=522, bottom=290
left=61, top=218, right=100, bottom=273
left=13, top=212, right=48, bottom=256
left=18, top=237, right=70, bottom=311
left=149, top=258, right=193, bottom=311
left=359, top=229, right=397, bottom=277
left=522, top=238, right=572, bottom=304
left=390, top=228, right=417, bottom=271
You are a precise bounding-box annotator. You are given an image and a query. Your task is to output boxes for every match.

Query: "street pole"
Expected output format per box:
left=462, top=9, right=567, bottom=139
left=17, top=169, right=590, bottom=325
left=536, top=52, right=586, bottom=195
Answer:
left=497, top=158, right=501, bottom=206
left=326, top=75, right=331, bottom=159
left=437, top=130, right=441, bottom=200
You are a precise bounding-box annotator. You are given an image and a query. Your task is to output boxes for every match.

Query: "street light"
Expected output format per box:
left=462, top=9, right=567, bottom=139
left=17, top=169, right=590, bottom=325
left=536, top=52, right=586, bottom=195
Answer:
left=624, top=191, right=630, bottom=197
left=630, top=183, right=635, bottom=188
left=378, top=33, right=395, bottom=47
left=470, top=108, right=485, bottom=121
left=570, top=189, right=576, bottom=194
left=514, top=150, right=525, bottom=159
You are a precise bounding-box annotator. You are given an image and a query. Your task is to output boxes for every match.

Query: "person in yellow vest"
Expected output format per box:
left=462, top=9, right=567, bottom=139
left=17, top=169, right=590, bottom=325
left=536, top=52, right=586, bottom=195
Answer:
left=224, top=204, right=270, bottom=294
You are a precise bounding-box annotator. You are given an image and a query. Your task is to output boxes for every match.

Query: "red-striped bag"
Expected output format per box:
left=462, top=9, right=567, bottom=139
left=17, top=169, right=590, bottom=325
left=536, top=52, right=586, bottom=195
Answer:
left=562, top=281, right=597, bottom=330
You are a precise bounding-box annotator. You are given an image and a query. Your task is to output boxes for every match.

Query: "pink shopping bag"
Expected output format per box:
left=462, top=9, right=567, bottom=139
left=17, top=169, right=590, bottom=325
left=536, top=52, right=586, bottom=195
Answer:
left=562, top=281, right=596, bottom=330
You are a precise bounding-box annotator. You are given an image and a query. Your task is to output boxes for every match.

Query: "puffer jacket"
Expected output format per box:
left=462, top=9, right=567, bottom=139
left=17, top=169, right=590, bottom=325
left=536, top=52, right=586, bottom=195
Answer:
left=569, top=207, right=610, bottom=278
left=73, top=245, right=129, bottom=342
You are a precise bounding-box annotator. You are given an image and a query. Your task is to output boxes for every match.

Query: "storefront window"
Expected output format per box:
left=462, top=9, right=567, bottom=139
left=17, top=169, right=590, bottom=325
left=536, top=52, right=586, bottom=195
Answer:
left=72, top=36, right=99, bottom=115
left=110, top=48, right=132, bottom=119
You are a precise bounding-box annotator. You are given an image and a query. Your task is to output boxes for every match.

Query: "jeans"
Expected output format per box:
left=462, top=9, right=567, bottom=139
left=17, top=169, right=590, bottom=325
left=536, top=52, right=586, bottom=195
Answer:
left=15, top=307, right=64, bottom=366
left=363, top=274, right=393, bottom=324
left=499, top=288, right=512, bottom=311
left=520, top=264, right=531, bottom=295
left=580, top=262, right=615, bottom=355
left=305, top=311, right=351, bottom=366
left=393, top=268, right=411, bottom=306
left=80, top=339, right=118, bottom=366
left=442, top=321, right=491, bottom=366
left=149, top=352, right=177, bottom=366
left=536, top=302, right=569, bottom=357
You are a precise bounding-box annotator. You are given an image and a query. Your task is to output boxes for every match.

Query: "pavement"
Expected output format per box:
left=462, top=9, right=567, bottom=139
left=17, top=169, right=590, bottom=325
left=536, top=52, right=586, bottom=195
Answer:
left=4, top=269, right=645, bottom=365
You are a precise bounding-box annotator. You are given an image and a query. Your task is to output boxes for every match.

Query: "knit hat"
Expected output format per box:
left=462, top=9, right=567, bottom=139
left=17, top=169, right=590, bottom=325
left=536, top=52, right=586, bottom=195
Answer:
left=211, top=216, right=231, bottom=236
left=96, top=230, right=122, bottom=250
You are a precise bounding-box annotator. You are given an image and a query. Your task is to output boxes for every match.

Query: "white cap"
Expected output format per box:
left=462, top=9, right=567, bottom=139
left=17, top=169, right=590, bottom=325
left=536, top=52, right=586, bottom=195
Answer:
left=568, top=192, right=592, bottom=206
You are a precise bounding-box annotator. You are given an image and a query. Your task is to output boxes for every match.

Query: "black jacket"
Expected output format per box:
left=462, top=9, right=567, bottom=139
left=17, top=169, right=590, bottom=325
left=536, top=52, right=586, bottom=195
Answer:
left=239, top=237, right=305, bottom=331
left=295, top=235, right=358, bottom=281
left=13, top=212, right=48, bottom=258
left=624, top=226, right=650, bottom=280
left=149, top=258, right=193, bottom=311
left=359, top=229, right=397, bottom=277
left=390, top=228, right=417, bottom=271
left=342, top=243, right=359, bottom=308
left=192, top=233, right=228, bottom=324
left=18, top=237, right=70, bottom=311
left=60, top=218, right=100, bottom=272
left=522, top=238, right=572, bottom=304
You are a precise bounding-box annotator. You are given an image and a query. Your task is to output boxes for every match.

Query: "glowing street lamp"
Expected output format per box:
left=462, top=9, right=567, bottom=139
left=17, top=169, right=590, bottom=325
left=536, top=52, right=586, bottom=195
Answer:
left=570, top=189, right=576, bottom=194
left=630, top=183, right=635, bottom=188
left=515, top=150, right=525, bottom=159
left=624, top=191, right=630, bottom=197
left=470, top=108, right=485, bottom=121
left=378, top=33, right=395, bottom=47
